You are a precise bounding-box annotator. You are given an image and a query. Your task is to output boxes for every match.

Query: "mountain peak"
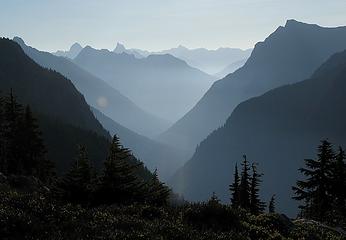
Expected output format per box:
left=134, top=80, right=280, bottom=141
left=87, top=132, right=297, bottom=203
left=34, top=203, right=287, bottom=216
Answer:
left=114, top=42, right=126, bottom=53
left=70, top=42, right=82, bottom=51
left=284, top=19, right=321, bottom=30
left=285, top=19, right=302, bottom=27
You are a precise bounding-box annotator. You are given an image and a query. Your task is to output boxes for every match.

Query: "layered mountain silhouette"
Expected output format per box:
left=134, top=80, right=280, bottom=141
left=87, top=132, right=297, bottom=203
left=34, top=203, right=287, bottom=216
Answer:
left=53, top=42, right=83, bottom=59
left=170, top=48, right=346, bottom=216
left=160, top=20, right=346, bottom=159
left=74, top=46, right=215, bottom=122
left=92, top=108, right=187, bottom=180
left=113, top=44, right=252, bottom=75
left=154, top=45, right=252, bottom=75
left=0, top=38, right=111, bottom=172
left=14, top=37, right=169, bottom=138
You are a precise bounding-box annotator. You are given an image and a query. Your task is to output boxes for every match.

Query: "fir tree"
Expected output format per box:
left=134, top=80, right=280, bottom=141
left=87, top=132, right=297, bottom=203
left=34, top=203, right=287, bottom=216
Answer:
left=292, top=140, right=334, bottom=220
left=249, top=163, right=265, bottom=214
left=3, top=90, right=24, bottom=175
left=331, top=147, right=346, bottom=217
left=239, top=155, right=251, bottom=209
left=208, top=191, right=221, bottom=206
left=229, top=163, right=240, bottom=207
left=146, top=169, right=170, bottom=206
left=22, top=106, right=47, bottom=176
left=97, top=135, right=144, bottom=204
left=0, top=94, right=5, bottom=172
left=54, top=145, right=94, bottom=204
left=268, top=194, right=276, bottom=213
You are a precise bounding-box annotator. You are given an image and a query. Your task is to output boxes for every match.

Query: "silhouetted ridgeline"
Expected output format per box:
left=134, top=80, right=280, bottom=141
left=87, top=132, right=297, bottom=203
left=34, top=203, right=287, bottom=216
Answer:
left=171, top=48, right=346, bottom=216
left=13, top=37, right=168, bottom=138
left=74, top=46, right=214, bottom=122
left=160, top=20, right=346, bottom=160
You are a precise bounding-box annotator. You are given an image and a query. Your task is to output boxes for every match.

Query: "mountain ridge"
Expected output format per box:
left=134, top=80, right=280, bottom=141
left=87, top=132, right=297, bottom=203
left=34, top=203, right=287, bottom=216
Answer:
left=159, top=20, right=346, bottom=159
left=13, top=37, right=169, bottom=138
left=170, top=47, right=346, bottom=216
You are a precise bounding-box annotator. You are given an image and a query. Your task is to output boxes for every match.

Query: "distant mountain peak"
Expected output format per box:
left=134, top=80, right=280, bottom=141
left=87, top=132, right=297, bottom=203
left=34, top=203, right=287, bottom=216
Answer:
left=284, top=19, right=320, bottom=29
left=70, top=42, right=82, bottom=51
left=114, top=42, right=127, bottom=53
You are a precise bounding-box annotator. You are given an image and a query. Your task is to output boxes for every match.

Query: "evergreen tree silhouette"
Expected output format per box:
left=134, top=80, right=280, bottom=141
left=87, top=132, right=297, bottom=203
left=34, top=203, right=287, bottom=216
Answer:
left=268, top=194, right=276, bottom=213
left=292, top=140, right=334, bottom=220
left=229, top=163, right=240, bottom=207
left=97, top=135, right=143, bottom=204
left=3, top=89, right=24, bottom=175
left=239, top=155, right=251, bottom=209
left=331, top=147, right=346, bottom=217
left=146, top=169, right=170, bottom=206
left=249, top=163, right=265, bottom=214
left=0, top=94, right=5, bottom=172
left=22, top=106, right=45, bottom=174
left=208, top=191, right=221, bottom=206
left=54, top=145, right=94, bottom=204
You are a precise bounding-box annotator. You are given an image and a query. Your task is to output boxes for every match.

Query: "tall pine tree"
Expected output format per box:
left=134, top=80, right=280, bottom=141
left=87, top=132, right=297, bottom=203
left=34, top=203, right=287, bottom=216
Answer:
left=146, top=169, right=170, bottom=206
left=239, top=155, right=251, bottom=209
left=22, top=106, right=47, bottom=176
left=331, top=147, right=346, bottom=217
left=0, top=94, right=5, bottom=173
left=292, top=140, right=334, bottom=220
left=54, top=145, right=94, bottom=204
left=96, top=135, right=144, bottom=205
left=268, top=194, right=276, bottom=213
left=249, top=163, right=265, bottom=215
left=229, top=163, right=240, bottom=207
left=3, top=90, right=24, bottom=175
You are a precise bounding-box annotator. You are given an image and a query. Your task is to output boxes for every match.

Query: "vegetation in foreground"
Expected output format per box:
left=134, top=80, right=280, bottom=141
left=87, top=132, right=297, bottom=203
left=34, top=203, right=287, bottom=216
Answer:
left=0, top=91, right=345, bottom=239
left=1, top=185, right=345, bottom=240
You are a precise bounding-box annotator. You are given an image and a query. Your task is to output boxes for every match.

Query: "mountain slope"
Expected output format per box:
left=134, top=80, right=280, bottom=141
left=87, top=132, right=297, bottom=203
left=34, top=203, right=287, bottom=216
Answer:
left=13, top=37, right=169, bottom=138
left=160, top=20, right=346, bottom=157
left=74, top=47, right=214, bottom=122
left=170, top=49, right=346, bottom=216
left=0, top=38, right=107, bottom=137
left=0, top=38, right=114, bottom=172
left=92, top=108, right=187, bottom=180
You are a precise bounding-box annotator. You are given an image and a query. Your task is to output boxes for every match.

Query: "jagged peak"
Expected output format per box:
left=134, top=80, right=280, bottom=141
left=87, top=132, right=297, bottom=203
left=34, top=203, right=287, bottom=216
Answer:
left=114, top=42, right=126, bottom=53
left=70, top=42, right=82, bottom=51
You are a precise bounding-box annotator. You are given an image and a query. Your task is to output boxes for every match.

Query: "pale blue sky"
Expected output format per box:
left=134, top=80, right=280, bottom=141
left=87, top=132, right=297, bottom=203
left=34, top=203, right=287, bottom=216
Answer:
left=1, top=0, right=345, bottom=52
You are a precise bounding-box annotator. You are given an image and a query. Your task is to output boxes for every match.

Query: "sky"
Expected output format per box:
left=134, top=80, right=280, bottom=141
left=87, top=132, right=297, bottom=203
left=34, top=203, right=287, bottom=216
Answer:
left=1, top=0, right=346, bottom=52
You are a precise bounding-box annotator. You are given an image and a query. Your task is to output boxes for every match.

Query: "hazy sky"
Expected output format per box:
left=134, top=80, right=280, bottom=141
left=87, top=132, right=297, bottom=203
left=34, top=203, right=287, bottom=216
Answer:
left=1, top=0, right=346, bottom=52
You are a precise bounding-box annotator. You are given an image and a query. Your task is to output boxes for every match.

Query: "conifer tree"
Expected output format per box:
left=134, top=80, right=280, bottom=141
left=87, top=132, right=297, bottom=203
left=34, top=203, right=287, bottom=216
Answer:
left=229, top=163, right=240, bottom=207
left=268, top=195, right=276, bottom=213
left=208, top=191, right=221, bottom=206
left=292, top=140, right=334, bottom=220
left=22, top=106, right=46, bottom=175
left=3, top=90, right=24, bottom=175
left=54, top=145, right=94, bottom=204
left=331, top=147, right=346, bottom=217
left=97, top=135, right=143, bottom=204
left=146, top=169, right=170, bottom=206
left=249, top=163, right=265, bottom=214
left=239, top=155, right=251, bottom=209
left=0, top=94, right=5, bottom=172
